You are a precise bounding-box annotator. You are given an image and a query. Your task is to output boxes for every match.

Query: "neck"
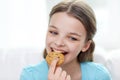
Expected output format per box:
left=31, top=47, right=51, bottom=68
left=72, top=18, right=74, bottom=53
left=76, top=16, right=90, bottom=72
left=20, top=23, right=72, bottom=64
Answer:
left=61, top=59, right=81, bottom=80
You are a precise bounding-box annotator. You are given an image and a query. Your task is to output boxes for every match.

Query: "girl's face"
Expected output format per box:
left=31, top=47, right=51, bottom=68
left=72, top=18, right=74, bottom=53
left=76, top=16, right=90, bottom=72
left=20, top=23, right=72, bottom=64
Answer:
left=46, top=12, right=91, bottom=65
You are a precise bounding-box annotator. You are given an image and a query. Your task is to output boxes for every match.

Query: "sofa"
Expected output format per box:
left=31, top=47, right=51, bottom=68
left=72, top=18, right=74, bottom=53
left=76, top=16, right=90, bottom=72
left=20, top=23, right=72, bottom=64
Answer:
left=0, top=47, right=120, bottom=80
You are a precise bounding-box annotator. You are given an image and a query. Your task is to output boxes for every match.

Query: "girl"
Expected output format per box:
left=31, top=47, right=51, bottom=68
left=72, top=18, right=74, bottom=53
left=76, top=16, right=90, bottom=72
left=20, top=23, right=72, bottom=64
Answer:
left=20, top=0, right=112, bottom=80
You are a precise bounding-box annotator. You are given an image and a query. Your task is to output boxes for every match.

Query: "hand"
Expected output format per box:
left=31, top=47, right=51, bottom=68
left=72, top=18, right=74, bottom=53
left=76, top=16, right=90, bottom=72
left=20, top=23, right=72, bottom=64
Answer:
left=48, top=58, right=71, bottom=80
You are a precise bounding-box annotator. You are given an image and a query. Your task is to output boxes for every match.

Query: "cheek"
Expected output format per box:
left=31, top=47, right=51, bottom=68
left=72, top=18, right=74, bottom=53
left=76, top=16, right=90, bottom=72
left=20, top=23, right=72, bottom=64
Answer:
left=69, top=42, right=84, bottom=54
left=46, top=34, right=54, bottom=47
left=45, top=34, right=50, bottom=48
left=45, top=35, right=52, bottom=53
left=71, top=46, right=81, bottom=55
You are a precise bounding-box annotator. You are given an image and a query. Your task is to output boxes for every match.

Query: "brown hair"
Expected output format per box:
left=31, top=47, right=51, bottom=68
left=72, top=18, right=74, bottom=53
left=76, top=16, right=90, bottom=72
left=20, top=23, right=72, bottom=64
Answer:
left=43, top=0, right=97, bottom=62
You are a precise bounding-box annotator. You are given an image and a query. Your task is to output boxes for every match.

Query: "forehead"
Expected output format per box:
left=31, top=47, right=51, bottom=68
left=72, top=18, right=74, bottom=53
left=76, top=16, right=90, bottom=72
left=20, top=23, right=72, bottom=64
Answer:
left=49, top=12, right=86, bottom=36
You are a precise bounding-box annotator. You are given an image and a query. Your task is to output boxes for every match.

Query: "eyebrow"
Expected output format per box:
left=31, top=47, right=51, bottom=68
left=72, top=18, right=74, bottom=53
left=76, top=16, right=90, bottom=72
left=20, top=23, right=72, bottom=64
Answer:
left=69, top=32, right=82, bottom=37
left=49, top=25, right=57, bottom=29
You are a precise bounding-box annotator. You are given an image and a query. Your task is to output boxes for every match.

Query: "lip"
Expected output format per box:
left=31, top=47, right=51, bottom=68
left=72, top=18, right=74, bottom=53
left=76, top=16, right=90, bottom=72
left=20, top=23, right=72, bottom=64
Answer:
left=51, top=47, right=68, bottom=55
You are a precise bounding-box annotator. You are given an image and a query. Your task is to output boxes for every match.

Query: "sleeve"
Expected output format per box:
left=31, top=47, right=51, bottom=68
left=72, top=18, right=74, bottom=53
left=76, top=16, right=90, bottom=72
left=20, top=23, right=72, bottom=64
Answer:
left=95, top=64, right=112, bottom=80
left=20, top=68, right=34, bottom=80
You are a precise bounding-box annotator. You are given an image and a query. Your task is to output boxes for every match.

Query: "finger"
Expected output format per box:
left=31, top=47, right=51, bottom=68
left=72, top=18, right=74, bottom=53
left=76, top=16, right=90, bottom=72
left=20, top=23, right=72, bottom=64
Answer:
left=66, top=75, right=71, bottom=80
left=54, top=67, right=62, bottom=79
left=48, top=58, right=58, bottom=74
left=60, top=71, right=67, bottom=80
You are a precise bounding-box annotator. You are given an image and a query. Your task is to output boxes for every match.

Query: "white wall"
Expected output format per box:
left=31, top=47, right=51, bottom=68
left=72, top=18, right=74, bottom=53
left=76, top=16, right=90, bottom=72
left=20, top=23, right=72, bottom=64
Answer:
left=0, top=0, right=120, bottom=51
left=0, top=0, right=48, bottom=49
left=92, top=0, right=120, bottom=50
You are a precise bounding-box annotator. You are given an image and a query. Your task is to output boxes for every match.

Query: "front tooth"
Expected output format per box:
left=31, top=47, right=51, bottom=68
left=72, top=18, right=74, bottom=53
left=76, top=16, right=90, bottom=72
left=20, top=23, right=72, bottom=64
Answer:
left=54, top=50, right=63, bottom=53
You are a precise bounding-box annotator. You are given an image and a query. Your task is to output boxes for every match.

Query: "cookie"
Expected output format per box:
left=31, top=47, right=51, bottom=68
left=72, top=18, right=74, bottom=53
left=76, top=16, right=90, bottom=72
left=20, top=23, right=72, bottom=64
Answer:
left=46, top=52, right=64, bottom=66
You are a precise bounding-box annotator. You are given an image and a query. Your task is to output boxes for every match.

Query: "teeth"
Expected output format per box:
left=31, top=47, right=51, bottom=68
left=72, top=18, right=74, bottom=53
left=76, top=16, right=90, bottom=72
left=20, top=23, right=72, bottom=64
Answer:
left=54, top=50, right=63, bottom=53
left=51, top=48, right=68, bottom=55
left=52, top=49, right=65, bottom=53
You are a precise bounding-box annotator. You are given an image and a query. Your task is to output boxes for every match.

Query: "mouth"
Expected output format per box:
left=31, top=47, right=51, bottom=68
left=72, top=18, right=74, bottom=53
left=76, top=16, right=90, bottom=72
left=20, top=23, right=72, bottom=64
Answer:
left=51, top=47, right=68, bottom=55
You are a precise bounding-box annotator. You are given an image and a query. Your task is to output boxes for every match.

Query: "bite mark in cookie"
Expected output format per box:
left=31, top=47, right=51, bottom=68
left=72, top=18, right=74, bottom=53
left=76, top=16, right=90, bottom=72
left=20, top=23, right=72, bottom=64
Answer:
left=46, top=52, right=64, bottom=66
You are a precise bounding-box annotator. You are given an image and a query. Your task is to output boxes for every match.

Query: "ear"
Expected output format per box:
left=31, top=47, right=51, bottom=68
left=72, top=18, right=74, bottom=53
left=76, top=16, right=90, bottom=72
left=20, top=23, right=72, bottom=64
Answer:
left=82, top=40, right=92, bottom=52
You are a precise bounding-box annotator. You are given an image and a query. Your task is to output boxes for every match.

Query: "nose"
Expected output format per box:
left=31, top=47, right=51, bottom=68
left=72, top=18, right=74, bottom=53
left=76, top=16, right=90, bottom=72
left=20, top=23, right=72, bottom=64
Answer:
left=54, top=38, right=65, bottom=47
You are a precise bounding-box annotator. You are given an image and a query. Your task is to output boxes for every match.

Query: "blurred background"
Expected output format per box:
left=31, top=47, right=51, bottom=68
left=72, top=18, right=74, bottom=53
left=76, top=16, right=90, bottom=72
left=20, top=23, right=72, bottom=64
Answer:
left=0, top=0, right=120, bottom=51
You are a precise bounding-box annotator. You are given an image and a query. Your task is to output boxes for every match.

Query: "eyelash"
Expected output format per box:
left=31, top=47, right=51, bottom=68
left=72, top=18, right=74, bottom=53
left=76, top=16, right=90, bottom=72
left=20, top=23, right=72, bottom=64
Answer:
left=49, top=30, right=78, bottom=41
left=49, top=31, right=58, bottom=35
left=69, top=36, right=78, bottom=41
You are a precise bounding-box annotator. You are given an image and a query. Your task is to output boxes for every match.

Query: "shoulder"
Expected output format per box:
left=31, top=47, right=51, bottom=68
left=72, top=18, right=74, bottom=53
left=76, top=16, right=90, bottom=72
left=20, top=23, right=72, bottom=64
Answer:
left=82, top=62, right=107, bottom=70
left=81, top=62, right=108, bottom=72
left=23, top=59, right=48, bottom=73
left=20, top=59, right=48, bottom=80
left=81, top=62, right=112, bottom=80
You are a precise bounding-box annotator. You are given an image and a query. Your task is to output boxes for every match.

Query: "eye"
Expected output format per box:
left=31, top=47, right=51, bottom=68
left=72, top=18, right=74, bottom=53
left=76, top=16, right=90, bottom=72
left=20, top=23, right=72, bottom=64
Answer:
left=49, top=31, right=58, bottom=35
left=69, top=36, right=78, bottom=41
